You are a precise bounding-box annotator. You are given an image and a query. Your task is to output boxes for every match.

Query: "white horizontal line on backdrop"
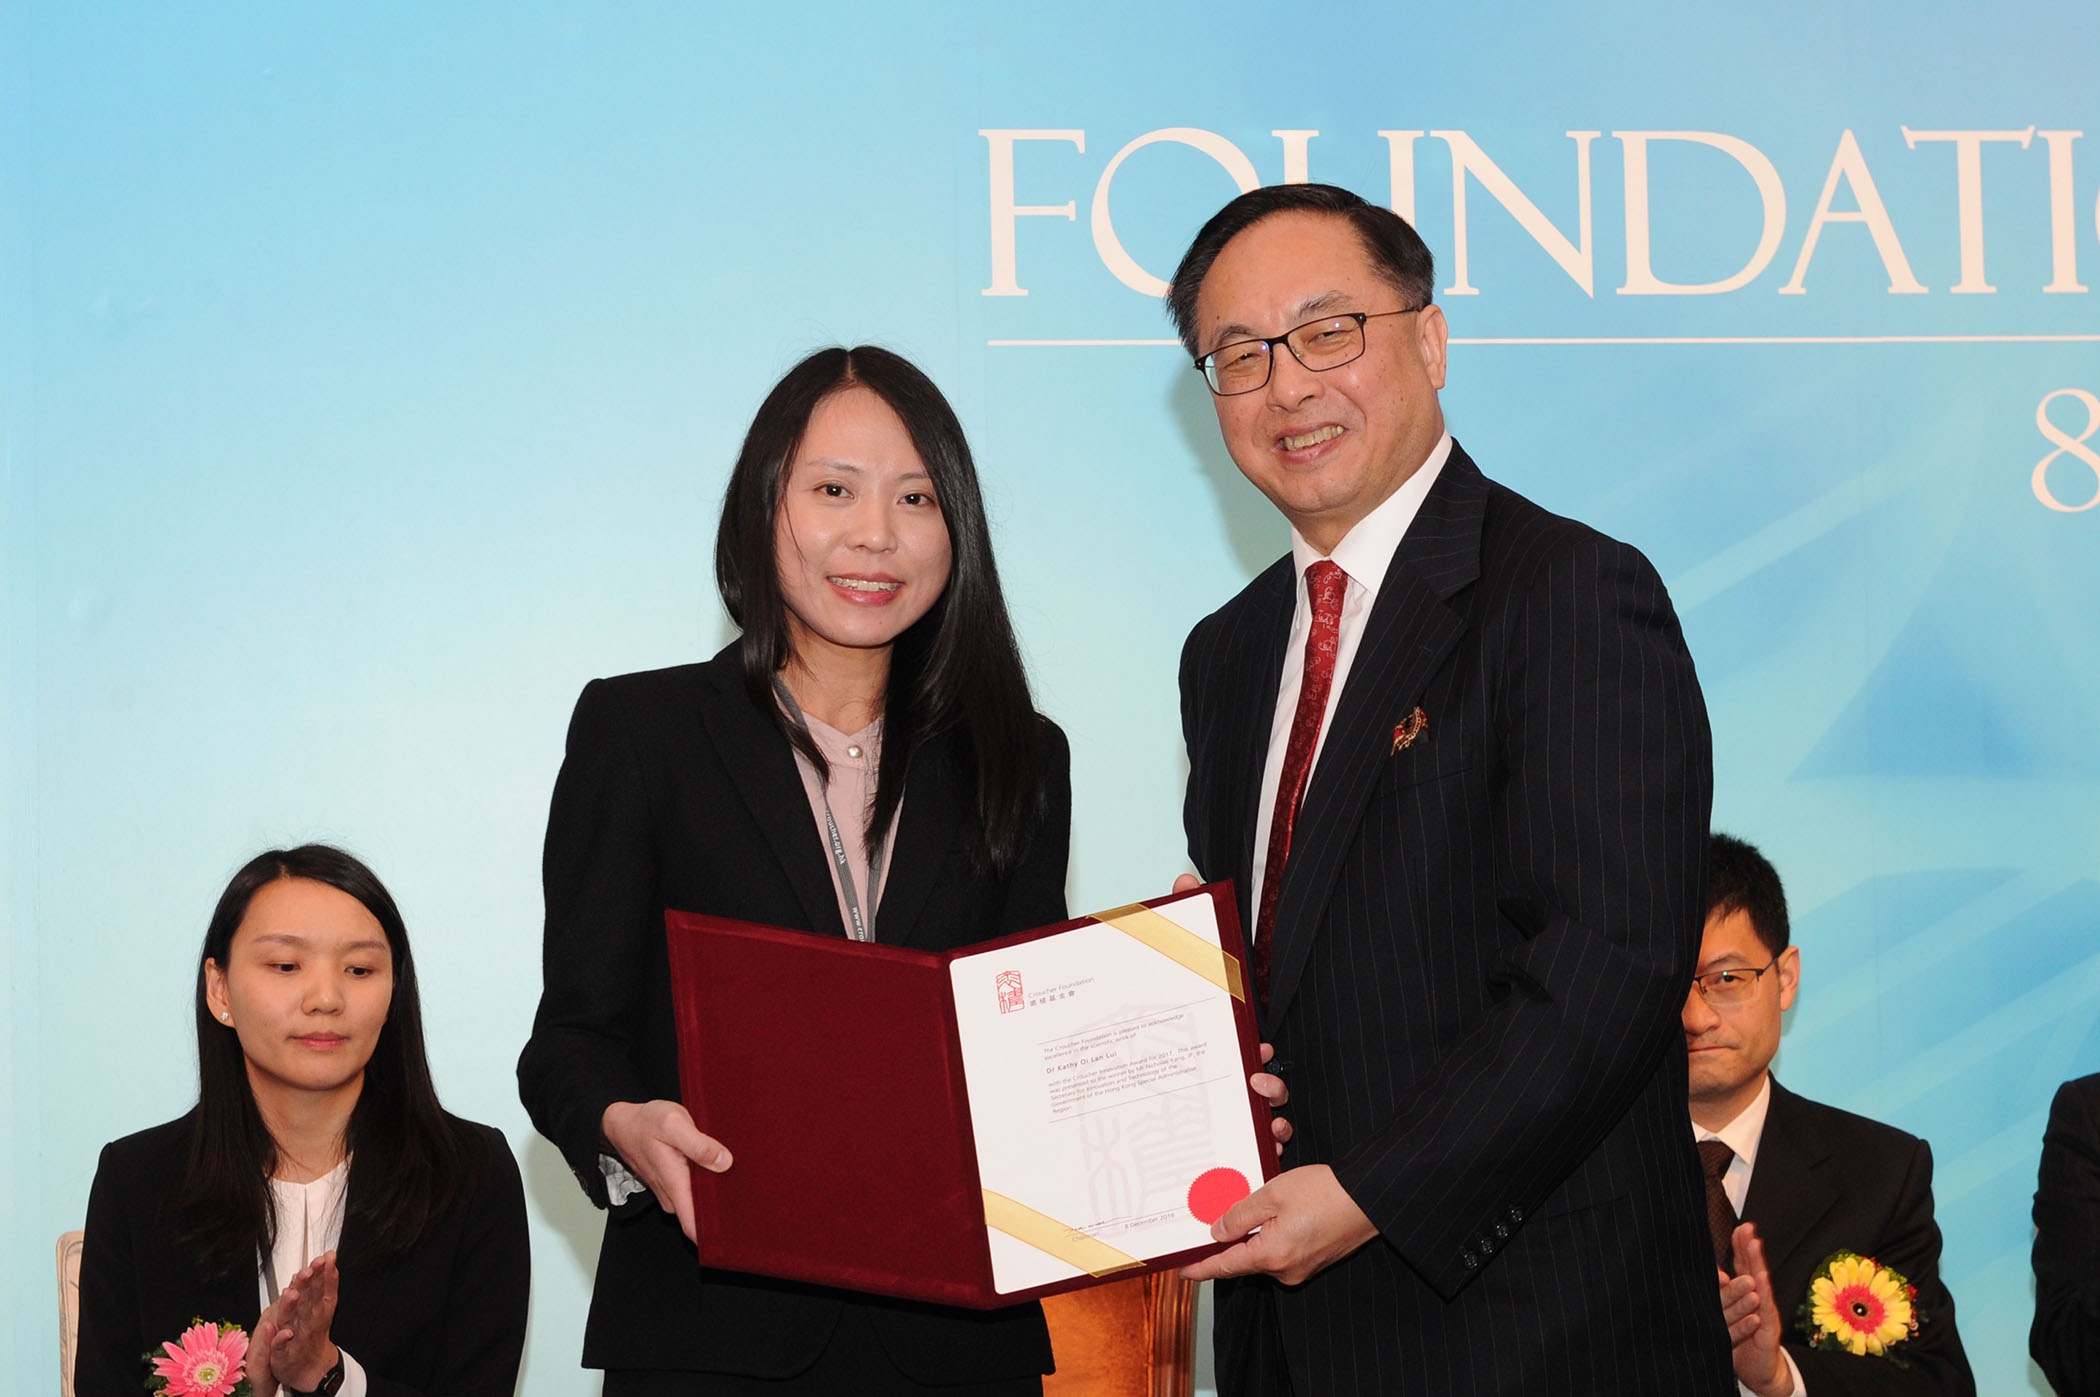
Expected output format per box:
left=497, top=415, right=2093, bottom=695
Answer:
left=987, top=338, right=1184, bottom=346
left=986, top=334, right=2100, bottom=347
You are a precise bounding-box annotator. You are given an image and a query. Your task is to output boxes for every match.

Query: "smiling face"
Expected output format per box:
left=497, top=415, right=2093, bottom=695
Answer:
left=1683, top=906, right=1800, bottom=1131
left=774, top=385, right=953, bottom=671
left=204, top=876, right=395, bottom=1112
left=1193, top=210, right=1450, bottom=554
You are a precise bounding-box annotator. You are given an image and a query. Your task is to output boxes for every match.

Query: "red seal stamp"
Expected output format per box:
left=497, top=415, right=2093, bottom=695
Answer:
left=1186, top=1167, right=1251, bottom=1225
left=995, top=969, right=1024, bottom=1014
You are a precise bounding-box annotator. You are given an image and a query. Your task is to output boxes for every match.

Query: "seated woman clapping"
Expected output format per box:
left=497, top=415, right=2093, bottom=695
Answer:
left=76, top=844, right=529, bottom=1397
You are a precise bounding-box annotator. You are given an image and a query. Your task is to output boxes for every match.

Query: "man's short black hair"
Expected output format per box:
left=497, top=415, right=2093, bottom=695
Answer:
left=1707, top=832, right=1790, bottom=957
left=1165, top=183, right=1437, bottom=358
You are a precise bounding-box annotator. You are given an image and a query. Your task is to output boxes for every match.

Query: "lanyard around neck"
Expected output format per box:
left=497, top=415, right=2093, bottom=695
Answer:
left=772, top=677, right=886, bottom=943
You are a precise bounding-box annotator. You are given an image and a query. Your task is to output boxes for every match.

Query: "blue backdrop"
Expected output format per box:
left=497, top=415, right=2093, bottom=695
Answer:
left=6, top=4, right=2097, bottom=1393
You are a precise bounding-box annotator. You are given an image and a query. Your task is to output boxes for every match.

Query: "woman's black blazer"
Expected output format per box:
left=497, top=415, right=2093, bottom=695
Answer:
left=515, top=646, right=1071, bottom=1384
left=74, top=1112, right=529, bottom=1397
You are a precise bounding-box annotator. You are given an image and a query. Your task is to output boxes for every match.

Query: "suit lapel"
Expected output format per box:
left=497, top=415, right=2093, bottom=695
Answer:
left=331, top=1176, right=377, bottom=1318
left=329, top=1168, right=405, bottom=1347
left=694, top=648, right=850, bottom=940
left=1266, top=449, right=1486, bottom=1019
left=1743, top=1079, right=1840, bottom=1277
left=874, top=726, right=964, bottom=949
left=1221, top=561, right=1295, bottom=934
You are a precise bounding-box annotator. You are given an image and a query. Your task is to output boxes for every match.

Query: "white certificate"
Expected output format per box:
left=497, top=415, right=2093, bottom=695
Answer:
left=947, top=887, right=1269, bottom=1295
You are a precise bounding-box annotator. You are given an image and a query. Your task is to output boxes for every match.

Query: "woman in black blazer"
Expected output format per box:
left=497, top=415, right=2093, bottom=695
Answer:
left=516, top=346, right=1070, bottom=1396
left=76, top=845, right=529, bottom=1397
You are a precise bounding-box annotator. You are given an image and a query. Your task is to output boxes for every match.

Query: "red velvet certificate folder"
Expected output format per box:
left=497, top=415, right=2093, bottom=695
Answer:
left=663, top=881, right=1274, bottom=1308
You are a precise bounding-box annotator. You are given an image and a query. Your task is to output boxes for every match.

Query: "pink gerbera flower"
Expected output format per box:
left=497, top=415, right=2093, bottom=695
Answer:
left=151, top=1321, right=248, bottom=1397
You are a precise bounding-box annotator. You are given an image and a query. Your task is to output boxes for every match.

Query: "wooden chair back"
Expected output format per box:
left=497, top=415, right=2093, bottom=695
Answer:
left=58, top=1230, right=84, bottom=1397
left=1041, top=1272, right=1197, bottom=1397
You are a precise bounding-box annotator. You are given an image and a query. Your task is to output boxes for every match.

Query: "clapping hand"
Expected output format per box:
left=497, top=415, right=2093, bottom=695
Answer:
left=1720, top=1222, right=1794, bottom=1397
left=250, top=1251, right=340, bottom=1397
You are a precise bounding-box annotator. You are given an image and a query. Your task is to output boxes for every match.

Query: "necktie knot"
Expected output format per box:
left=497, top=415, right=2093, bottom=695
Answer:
left=1698, top=1139, right=1735, bottom=1179
left=1305, top=559, right=1347, bottom=618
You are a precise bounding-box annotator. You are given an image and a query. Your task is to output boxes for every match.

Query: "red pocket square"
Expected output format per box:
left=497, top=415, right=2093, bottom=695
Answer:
left=1391, top=707, right=1429, bottom=754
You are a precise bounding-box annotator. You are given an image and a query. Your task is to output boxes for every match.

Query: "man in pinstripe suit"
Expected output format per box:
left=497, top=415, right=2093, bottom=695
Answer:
left=1167, top=183, right=1735, bottom=1394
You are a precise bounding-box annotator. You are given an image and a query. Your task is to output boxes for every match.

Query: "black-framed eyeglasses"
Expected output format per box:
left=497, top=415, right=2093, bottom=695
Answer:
left=1194, top=306, right=1425, bottom=396
left=1690, top=958, right=1781, bottom=1009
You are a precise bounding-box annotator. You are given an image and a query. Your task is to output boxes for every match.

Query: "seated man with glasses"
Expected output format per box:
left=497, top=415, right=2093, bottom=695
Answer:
left=1689, top=833, right=1975, bottom=1397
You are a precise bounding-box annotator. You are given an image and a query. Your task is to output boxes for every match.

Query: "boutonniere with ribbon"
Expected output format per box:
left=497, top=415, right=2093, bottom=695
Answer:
left=145, top=1318, right=253, bottom=1397
left=1798, top=1251, right=1922, bottom=1365
left=1391, top=706, right=1429, bottom=755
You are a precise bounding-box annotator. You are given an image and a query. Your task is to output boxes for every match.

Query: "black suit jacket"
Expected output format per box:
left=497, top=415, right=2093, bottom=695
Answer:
left=514, top=649, right=1069, bottom=1383
left=2032, top=1072, right=2100, bottom=1394
left=1181, top=445, right=1732, bottom=1395
left=1740, top=1080, right=1974, bottom=1395
left=74, top=1112, right=528, bottom=1397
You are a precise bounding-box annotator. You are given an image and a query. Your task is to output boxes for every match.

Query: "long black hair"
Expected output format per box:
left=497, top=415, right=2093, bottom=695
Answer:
left=173, top=844, right=477, bottom=1277
left=714, top=345, right=1047, bottom=875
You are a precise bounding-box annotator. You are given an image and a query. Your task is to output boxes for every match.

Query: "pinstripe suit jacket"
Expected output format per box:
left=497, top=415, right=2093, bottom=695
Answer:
left=1181, top=444, right=1734, bottom=1395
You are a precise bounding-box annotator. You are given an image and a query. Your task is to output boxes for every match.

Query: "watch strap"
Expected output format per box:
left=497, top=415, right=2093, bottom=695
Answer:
left=286, top=1350, right=346, bottom=1397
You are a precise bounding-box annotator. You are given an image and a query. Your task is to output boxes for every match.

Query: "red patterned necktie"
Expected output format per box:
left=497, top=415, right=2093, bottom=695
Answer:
left=1253, top=559, right=1349, bottom=1003
left=1698, top=1139, right=1739, bottom=1273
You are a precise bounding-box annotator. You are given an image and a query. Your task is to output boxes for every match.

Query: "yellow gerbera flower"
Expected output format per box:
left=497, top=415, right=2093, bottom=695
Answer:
left=1810, top=1254, right=1915, bottom=1356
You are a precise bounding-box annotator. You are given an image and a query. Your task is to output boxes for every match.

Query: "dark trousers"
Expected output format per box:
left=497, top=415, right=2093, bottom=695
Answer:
left=1214, top=1280, right=1297, bottom=1397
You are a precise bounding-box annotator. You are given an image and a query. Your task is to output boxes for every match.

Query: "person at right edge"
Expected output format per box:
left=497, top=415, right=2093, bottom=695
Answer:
left=2034, top=1071, right=2100, bottom=1394
left=1168, top=181, right=1733, bottom=1394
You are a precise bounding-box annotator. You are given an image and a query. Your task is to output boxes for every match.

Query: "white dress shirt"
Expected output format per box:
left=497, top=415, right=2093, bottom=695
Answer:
left=261, top=1159, right=367, bottom=1397
left=1696, top=1076, right=1807, bottom=1397
left=1249, top=433, right=1452, bottom=923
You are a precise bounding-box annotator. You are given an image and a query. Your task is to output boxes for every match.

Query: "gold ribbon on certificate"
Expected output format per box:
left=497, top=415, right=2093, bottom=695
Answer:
left=980, top=1189, right=1145, bottom=1278
left=1087, top=903, right=1247, bottom=1002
